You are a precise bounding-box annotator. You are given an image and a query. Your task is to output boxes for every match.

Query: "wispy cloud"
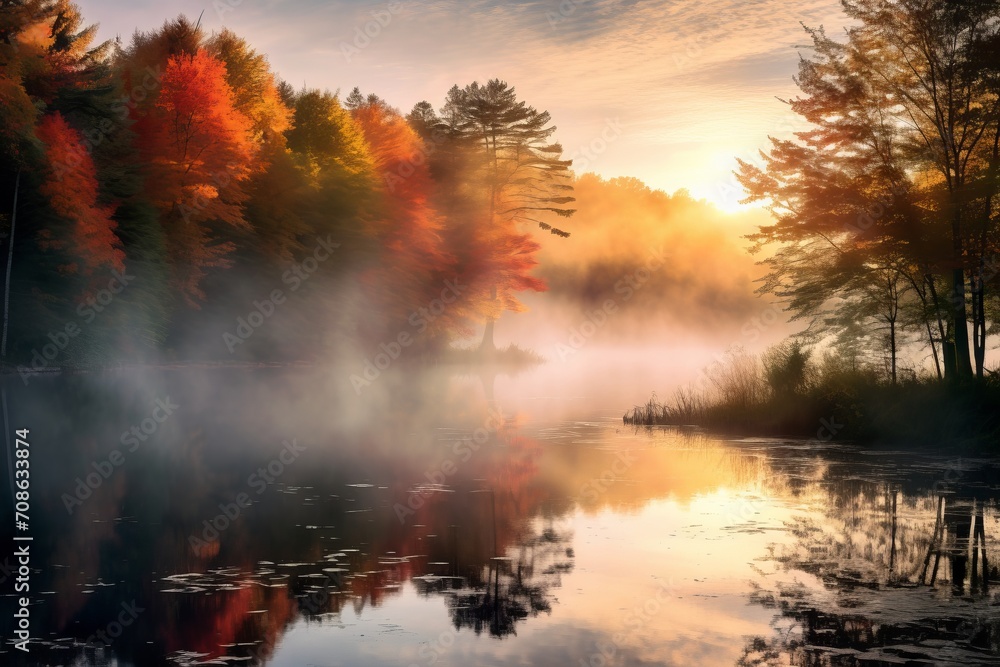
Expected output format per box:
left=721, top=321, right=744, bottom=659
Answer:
left=82, top=0, right=846, bottom=202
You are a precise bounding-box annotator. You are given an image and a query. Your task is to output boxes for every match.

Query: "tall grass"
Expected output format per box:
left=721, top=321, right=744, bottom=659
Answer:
left=624, top=342, right=1000, bottom=449
left=622, top=394, right=672, bottom=425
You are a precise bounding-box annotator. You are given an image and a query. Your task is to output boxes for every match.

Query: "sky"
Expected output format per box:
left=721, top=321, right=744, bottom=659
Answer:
left=79, top=0, right=848, bottom=209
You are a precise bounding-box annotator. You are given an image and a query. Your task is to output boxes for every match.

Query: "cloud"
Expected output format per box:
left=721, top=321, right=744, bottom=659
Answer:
left=81, top=0, right=846, bottom=199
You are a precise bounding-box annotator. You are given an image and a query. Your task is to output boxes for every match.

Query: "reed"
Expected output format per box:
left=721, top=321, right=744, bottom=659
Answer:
left=624, top=345, right=1000, bottom=449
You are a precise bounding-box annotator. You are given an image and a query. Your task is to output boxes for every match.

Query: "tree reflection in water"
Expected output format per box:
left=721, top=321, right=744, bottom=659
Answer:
left=739, top=465, right=1000, bottom=666
left=444, top=521, right=574, bottom=638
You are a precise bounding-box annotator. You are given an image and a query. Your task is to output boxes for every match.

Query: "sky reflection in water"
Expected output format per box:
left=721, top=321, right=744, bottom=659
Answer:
left=1, top=364, right=998, bottom=666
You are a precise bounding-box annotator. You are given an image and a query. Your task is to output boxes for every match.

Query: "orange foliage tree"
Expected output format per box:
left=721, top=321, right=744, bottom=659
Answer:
left=133, top=48, right=257, bottom=305
left=349, top=91, right=465, bottom=339
left=429, top=80, right=575, bottom=349
left=206, top=30, right=306, bottom=263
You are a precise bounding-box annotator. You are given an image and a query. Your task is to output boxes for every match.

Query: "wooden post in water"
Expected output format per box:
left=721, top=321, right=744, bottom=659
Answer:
left=921, top=495, right=944, bottom=584
left=490, top=489, right=497, bottom=559
left=973, top=504, right=989, bottom=594
left=972, top=505, right=980, bottom=592
left=931, top=523, right=946, bottom=585
left=450, top=524, right=459, bottom=578
left=889, top=488, right=898, bottom=580
left=951, top=501, right=974, bottom=593
left=931, top=497, right=947, bottom=585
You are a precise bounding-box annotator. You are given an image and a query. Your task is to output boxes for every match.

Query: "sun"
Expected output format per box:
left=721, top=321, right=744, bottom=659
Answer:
left=688, top=180, right=757, bottom=214
left=693, top=151, right=767, bottom=214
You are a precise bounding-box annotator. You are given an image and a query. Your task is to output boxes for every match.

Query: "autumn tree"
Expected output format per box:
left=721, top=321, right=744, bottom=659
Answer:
left=2, top=6, right=583, bottom=363
left=286, top=88, right=374, bottom=234
left=36, top=112, right=124, bottom=275
left=405, top=100, right=438, bottom=142
left=848, top=0, right=1000, bottom=381
left=132, top=47, right=257, bottom=305
left=739, top=1, right=1000, bottom=383
left=0, top=1, right=170, bottom=362
left=822, top=260, right=913, bottom=384
left=205, top=30, right=306, bottom=264
left=0, top=1, right=46, bottom=163
left=347, top=89, right=464, bottom=341
left=430, top=80, right=575, bottom=350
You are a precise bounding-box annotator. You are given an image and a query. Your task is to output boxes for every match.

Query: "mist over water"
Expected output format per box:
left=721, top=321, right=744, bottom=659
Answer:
left=6, top=0, right=1000, bottom=664
left=2, top=358, right=998, bottom=666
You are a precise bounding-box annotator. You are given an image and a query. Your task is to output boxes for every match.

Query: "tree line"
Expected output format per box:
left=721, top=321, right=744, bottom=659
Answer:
left=0, top=1, right=575, bottom=367
left=739, top=0, right=1000, bottom=384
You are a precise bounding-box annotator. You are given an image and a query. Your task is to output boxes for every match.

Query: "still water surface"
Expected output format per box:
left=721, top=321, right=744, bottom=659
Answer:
left=2, top=363, right=999, bottom=666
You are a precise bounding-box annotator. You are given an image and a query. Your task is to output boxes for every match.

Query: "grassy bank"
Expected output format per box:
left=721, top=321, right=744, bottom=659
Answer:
left=624, top=344, right=1000, bottom=449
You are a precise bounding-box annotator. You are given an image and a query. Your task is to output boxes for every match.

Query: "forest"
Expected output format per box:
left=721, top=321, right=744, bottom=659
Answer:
left=629, top=0, right=1000, bottom=444
left=5, top=2, right=1000, bottom=664
left=0, top=0, right=582, bottom=371
left=738, top=1, right=1000, bottom=386
left=5, top=0, right=1000, bottom=444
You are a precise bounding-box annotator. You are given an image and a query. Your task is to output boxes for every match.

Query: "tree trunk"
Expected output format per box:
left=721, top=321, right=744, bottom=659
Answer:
left=924, top=273, right=955, bottom=380
left=951, top=268, right=974, bottom=381
left=1, top=169, right=20, bottom=363
left=971, top=271, right=986, bottom=379
left=943, top=339, right=957, bottom=382
left=479, top=284, right=498, bottom=353
left=974, top=131, right=1000, bottom=380
left=923, top=272, right=946, bottom=380
left=480, top=319, right=495, bottom=351
left=924, top=316, right=941, bottom=380
left=889, top=317, right=897, bottom=386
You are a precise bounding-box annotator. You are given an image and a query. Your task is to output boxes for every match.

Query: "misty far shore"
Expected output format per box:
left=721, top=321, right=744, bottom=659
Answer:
left=4, top=2, right=1000, bottom=457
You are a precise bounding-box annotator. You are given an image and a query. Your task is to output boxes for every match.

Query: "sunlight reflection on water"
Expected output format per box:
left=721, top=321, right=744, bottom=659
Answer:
left=3, top=367, right=999, bottom=666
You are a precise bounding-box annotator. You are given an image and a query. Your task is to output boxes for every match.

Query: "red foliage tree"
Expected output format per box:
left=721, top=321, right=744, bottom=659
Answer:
left=36, top=112, right=124, bottom=275
left=350, top=93, right=463, bottom=339
left=133, top=48, right=256, bottom=305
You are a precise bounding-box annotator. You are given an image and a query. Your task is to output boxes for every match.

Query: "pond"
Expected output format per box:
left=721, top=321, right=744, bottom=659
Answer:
left=2, top=363, right=999, bottom=666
